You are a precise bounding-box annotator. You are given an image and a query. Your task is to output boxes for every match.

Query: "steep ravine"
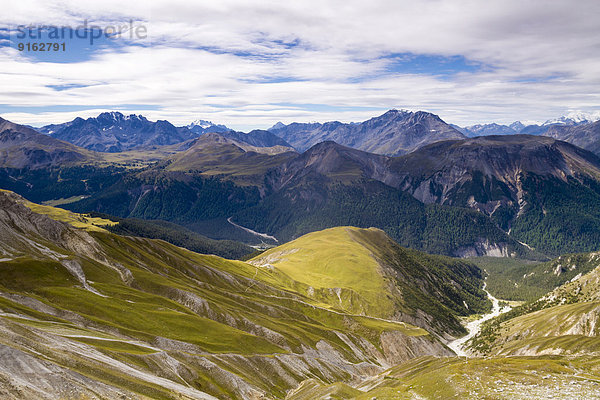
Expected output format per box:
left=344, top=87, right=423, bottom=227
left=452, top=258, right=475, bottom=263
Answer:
left=447, top=282, right=511, bottom=356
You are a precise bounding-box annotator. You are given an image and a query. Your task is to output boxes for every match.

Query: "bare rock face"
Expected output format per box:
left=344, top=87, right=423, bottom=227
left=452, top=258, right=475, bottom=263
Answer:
left=545, top=120, right=600, bottom=157
left=379, top=331, right=453, bottom=365
left=388, top=134, right=600, bottom=207
left=0, top=344, right=137, bottom=400
left=0, top=190, right=100, bottom=260
left=455, top=239, right=510, bottom=258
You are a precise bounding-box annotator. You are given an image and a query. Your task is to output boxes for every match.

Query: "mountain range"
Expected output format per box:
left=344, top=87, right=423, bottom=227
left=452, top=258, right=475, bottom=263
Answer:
left=32, top=109, right=600, bottom=159
left=270, top=109, right=600, bottom=157
left=269, top=109, right=466, bottom=155
left=36, top=112, right=293, bottom=154
left=4, top=106, right=600, bottom=398
left=4, top=114, right=600, bottom=258
left=38, top=112, right=199, bottom=152
left=458, top=112, right=600, bottom=145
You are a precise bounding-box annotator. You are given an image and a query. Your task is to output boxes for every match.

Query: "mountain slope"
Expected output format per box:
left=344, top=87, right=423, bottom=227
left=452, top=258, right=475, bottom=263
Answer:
left=232, top=141, right=532, bottom=258
left=186, top=119, right=231, bottom=134
left=40, top=112, right=199, bottom=152
left=270, top=109, right=466, bottom=155
left=388, top=135, right=600, bottom=255
left=288, top=356, right=600, bottom=399
left=468, top=251, right=600, bottom=357
left=265, top=140, right=390, bottom=189
left=461, top=123, right=518, bottom=137
left=164, top=133, right=297, bottom=185
left=0, top=117, right=96, bottom=168
left=250, top=227, right=490, bottom=337
left=545, top=120, right=600, bottom=157
left=0, top=190, right=489, bottom=398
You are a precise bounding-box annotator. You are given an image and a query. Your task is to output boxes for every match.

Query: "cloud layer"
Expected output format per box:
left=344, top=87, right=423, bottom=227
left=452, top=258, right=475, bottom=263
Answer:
left=2, top=0, right=599, bottom=129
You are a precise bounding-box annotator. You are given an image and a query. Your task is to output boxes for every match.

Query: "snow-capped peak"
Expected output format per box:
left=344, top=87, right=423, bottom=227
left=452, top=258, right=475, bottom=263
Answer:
left=188, top=119, right=215, bottom=129
left=386, top=108, right=412, bottom=115
left=98, top=111, right=124, bottom=121
left=96, top=112, right=146, bottom=123
left=543, top=111, right=600, bottom=126
left=186, top=119, right=230, bottom=133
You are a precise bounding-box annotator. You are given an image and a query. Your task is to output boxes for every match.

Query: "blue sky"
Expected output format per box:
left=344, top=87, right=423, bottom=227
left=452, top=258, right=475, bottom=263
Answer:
left=1, top=0, right=599, bottom=130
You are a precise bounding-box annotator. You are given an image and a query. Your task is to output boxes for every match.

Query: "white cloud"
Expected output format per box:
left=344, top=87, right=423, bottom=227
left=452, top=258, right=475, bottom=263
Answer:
left=1, top=0, right=599, bottom=129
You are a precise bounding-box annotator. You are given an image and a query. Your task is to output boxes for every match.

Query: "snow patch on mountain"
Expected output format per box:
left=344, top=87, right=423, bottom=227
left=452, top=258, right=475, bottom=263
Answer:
left=543, top=111, right=600, bottom=126
left=186, top=119, right=230, bottom=134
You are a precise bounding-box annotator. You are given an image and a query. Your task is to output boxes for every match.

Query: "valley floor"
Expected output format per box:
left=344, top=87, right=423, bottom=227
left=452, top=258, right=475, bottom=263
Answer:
left=447, top=282, right=511, bottom=357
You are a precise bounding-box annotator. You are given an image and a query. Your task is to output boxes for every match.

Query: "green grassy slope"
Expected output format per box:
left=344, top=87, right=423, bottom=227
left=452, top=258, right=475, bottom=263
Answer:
left=251, top=226, right=491, bottom=336
left=468, top=252, right=600, bottom=357
left=249, top=227, right=396, bottom=318
left=473, top=253, right=600, bottom=302
left=0, top=190, right=477, bottom=399
left=288, top=356, right=600, bottom=399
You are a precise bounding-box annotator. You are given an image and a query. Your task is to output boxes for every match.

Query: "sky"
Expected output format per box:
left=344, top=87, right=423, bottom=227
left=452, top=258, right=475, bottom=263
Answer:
left=1, top=0, right=600, bottom=131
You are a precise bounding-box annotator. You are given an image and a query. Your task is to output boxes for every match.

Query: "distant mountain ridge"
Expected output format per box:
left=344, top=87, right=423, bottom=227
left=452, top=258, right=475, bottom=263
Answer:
left=544, top=120, right=600, bottom=157
left=186, top=119, right=231, bottom=134
left=460, top=123, right=517, bottom=137
left=542, top=111, right=600, bottom=126
left=0, top=117, right=95, bottom=168
left=458, top=115, right=600, bottom=156
left=269, top=109, right=466, bottom=156
left=37, top=112, right=287, bottom=153
left=460, top=111, right=600, bottom=138
left=39, top=111, right=198, bottom=152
